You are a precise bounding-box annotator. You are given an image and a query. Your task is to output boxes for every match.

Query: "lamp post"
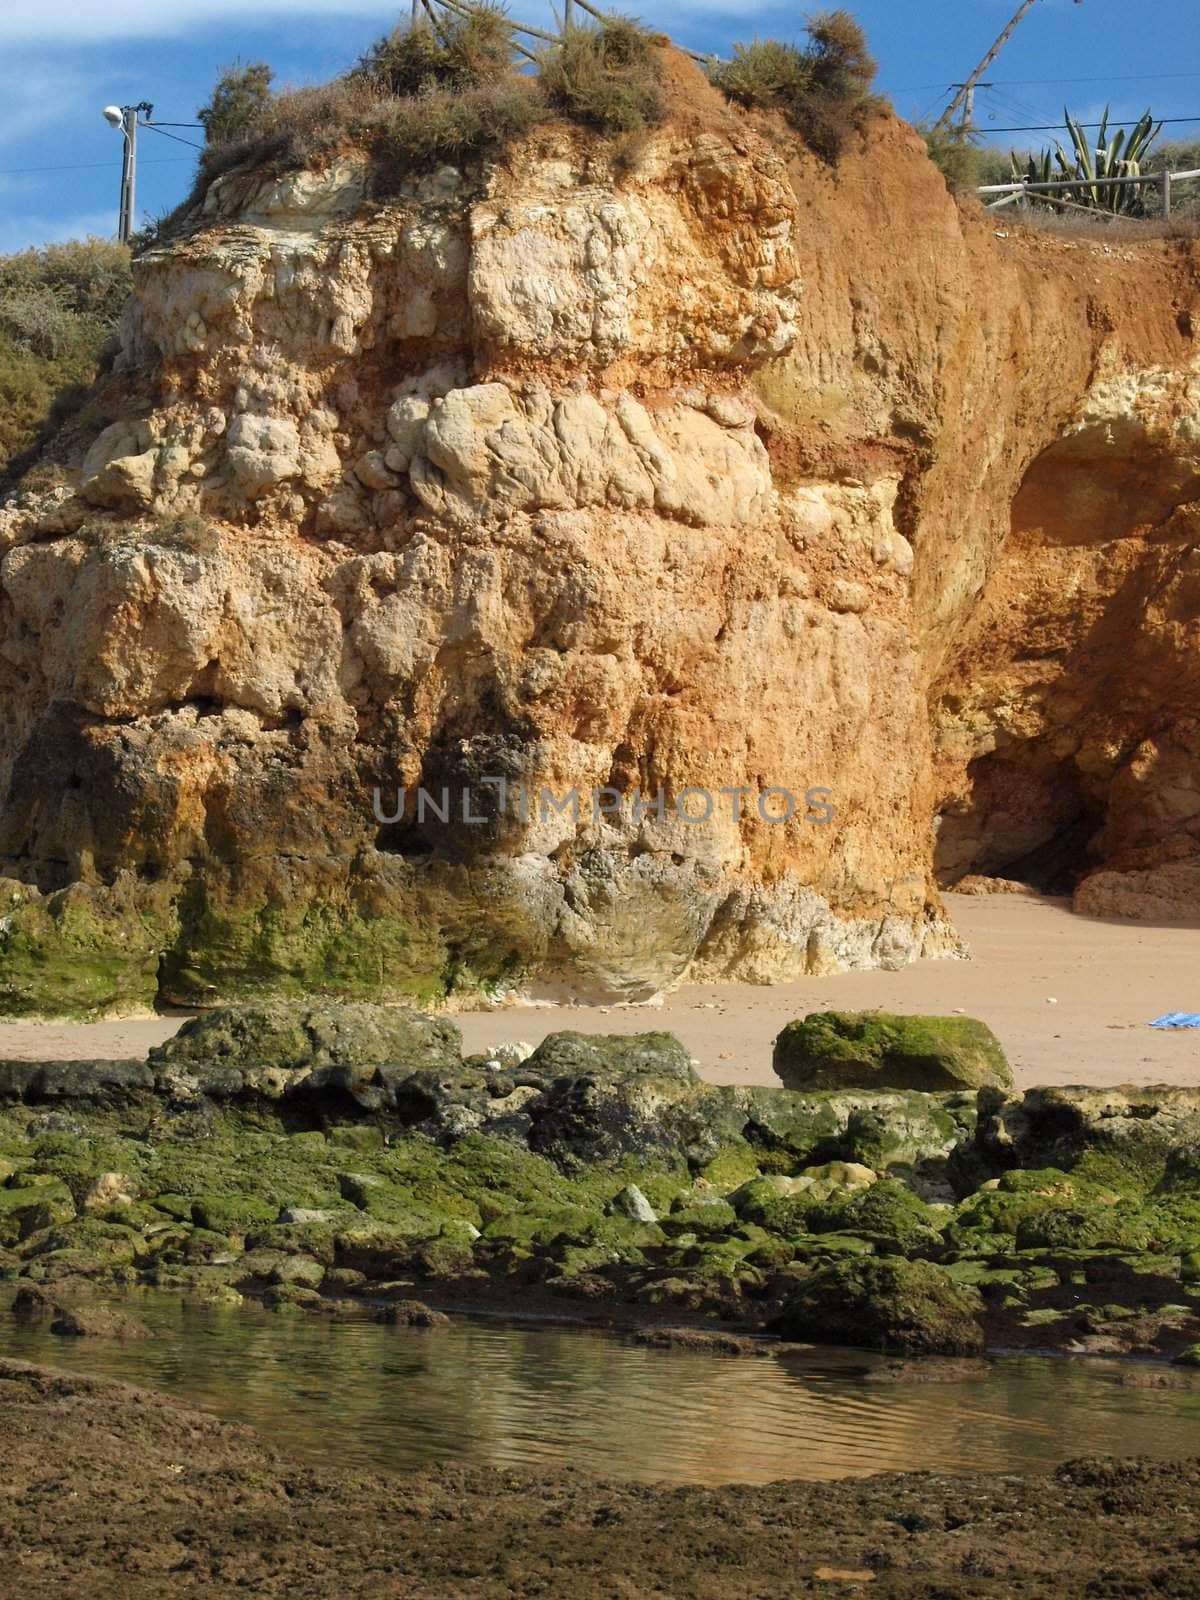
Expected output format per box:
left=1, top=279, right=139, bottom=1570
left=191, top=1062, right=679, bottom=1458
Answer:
left=103, top=101, right=153, bottom=244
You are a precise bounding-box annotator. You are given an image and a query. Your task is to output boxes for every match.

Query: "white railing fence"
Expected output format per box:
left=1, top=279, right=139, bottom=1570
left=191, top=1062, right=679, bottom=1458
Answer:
left=978, top=167, right=1200, bottom=220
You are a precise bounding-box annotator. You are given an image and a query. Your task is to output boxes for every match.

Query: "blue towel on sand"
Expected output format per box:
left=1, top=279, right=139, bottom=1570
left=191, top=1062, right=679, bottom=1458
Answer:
left=1150, top=1013, right=1200, bottom=1029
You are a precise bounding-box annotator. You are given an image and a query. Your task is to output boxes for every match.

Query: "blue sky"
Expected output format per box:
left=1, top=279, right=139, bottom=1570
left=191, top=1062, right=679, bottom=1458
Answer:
left=1, top=0, right=1197, bottom=253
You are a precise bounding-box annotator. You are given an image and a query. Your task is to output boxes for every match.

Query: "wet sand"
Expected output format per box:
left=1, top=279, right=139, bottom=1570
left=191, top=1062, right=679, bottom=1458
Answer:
left=0, top=893, right=1197, bottom=1088
left=1, top=1357, right=1198, bottom=1599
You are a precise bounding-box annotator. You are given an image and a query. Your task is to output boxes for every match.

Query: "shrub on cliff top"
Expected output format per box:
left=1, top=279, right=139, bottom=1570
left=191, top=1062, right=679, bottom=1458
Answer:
left=538, top=17, right=665, bottom=134
left=198, top=60, right=275, bottom=146
left=355, top=6, right=518, bottom=95
left=713, top=9, right=882, bottom=161
left=187, top=11, right=663, bottom=206
left=0, top=239, right=131, bottom=482
left=372, top=78, right=547, bottom=193
left=920, top=125, right=987, bottom=194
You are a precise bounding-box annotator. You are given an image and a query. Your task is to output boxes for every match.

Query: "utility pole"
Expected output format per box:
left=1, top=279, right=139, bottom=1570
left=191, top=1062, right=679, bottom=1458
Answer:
left=103, top=101, right=152, bottom=244
left=948, top=81, right=993, bottom=136
left=934, top=0, right=1083, bottom=135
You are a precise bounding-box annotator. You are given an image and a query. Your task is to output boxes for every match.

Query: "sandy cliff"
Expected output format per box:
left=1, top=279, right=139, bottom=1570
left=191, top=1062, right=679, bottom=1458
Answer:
left=0, top=52, right=1196, bottom=1015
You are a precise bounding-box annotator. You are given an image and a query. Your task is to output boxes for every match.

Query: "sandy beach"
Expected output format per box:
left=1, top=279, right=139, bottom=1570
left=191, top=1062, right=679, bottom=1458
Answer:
left=0, top=892, right=1195, bottom=1089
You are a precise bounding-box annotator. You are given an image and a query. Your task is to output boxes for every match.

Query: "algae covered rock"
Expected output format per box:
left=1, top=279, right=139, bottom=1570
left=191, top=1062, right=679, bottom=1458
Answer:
left=977, top=1087, right=1200, bottom=1180
left=523, top=1032, right=701, bottom=1167
left=13, top=1284, right=152, bottom=1340
left=148, top=1001, right=462, bottom=1076
left=775, top=1257, right=985, bottom=1354
left=524, top=1032, right=697, bottom=1087
left=377, top=1299, right=450, bottom=1328
left=773, top=1012, right=1011, bottom=1093
left=50, top=1302, right=154, bottom=1340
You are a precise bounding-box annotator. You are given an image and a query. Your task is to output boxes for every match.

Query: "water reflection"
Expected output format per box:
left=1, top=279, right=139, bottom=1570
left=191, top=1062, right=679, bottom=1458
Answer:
left=2, top=1291, right=1198, bottom=1486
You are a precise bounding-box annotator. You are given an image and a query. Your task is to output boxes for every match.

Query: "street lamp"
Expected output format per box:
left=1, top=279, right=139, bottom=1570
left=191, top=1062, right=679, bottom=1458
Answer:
left=103, top=101, right=153, bottom=244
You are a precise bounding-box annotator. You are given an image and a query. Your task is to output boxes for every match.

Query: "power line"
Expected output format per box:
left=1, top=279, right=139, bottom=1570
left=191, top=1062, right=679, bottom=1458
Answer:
left=0, top=157, right=194, bottom=176
left=981, top=115, right=1200, bottom=132
left=141, top=124, right=203, bottom=151
left=900, top=70, right=1200, bottom=92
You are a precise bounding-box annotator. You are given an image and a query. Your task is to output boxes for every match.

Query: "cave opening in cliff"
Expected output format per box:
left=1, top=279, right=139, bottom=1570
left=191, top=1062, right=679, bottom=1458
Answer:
left=935, top=751, right=1105, bottom=896
left=374, top=821, right=434, bottom=860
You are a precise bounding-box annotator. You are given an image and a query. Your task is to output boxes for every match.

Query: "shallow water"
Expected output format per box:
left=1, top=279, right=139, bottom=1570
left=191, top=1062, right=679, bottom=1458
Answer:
left=3, top=1291, right=1199, bottom=1486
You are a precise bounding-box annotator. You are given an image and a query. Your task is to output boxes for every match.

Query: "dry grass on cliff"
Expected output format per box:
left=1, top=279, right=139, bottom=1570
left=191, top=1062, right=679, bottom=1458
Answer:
left=1006, top=210, right=1200, bottom=242
left=184, top=12, right=668, bottom=218
left=192, top=70, right=549, bottom=201
left=539, top=18, right=664, bottom=133
left=711, top=11, right=885, bottom=161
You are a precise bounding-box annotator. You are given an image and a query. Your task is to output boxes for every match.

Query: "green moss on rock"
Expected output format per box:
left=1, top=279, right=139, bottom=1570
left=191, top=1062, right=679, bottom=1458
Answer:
left=775, top=1257, right=985, bottom=1354
left=149, top=1000, right=462, bottom=1073
left=804, top=1179, right=946, bottom=1253
left=0, top=877, right=177, bottom=1019
left=774, top=1012, right=1011, bottom=1093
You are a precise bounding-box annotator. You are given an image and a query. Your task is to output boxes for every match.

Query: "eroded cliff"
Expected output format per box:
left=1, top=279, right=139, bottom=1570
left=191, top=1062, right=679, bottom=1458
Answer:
left=0, top=51, right=1196, bottom=1015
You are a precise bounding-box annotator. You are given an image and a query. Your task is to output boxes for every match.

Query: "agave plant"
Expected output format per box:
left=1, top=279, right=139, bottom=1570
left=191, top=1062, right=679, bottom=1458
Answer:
left=1010, top=146, right=1053, bottom=186
left=1011, top=105, right=1161, bottom=215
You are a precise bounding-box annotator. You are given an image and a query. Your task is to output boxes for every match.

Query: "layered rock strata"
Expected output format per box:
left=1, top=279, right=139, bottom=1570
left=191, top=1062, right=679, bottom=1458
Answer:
left=0, top=54, right=1197, bottom=1014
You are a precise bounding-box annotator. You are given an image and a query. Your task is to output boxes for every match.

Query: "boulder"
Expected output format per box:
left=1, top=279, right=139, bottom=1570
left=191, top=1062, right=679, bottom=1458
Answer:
left=609, top=1184, right=657, bottom=1223
left=148, top=1002, right=463, bottom=1078
left=269, top=1255, right=326, bottom=1289
left=82, top=1173, right=137, bottom=1211
left=522, top=1032, right=701, bottom=1168
left=773, top=1012, right=1011, bottom=1093
left=977, top=1087, right=1200, bottom=1180
left=775, top=1257, right=985, bottom=1355
left=51, top=1305, right=153, bottom=1340
left=376, top=1299, right=449, bottom=1327
left=0, top=1060, right=153, bottom=1106
left=278, top=1207, right=335, bottom=1226
left=524, top=1031, right=697, bottom=1087
left=10, top=1284, right=57, bottom=1325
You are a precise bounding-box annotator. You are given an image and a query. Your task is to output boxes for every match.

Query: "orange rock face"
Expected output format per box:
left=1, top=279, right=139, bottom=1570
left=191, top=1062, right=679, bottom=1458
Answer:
left=0, top=53, right=1196, bottom=1015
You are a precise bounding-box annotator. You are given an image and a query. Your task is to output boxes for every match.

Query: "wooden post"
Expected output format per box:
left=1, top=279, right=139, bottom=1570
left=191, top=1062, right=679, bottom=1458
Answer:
left=1162, top=170, right=1173, bottom=220
left=564, top=0, right=574, bottom=30
left=421, top=0, right=450, bottom=45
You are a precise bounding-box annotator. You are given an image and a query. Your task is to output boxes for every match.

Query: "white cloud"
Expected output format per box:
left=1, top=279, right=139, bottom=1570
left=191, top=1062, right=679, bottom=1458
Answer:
left=1, top=1, right=413, bottom=43
left=0, top=208, right=116, bottom=254
left=0, top=61, right=90, bottom=147
left=0, top=0, right=773, bottom=44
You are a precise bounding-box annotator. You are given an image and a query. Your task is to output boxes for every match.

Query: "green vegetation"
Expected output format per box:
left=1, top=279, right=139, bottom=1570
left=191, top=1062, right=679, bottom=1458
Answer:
left=539, top=16, right=664, bottom=133
left=370, top=79, right=547, bottom=191
left=921, top=121, right=1200, bottom=222
left=711, top=10, right=883, bottom=161
left=183, top=9, right=667, bottom=214
left=354, top=4, right=517, bottom=95
left=1009, top=106, right=1161, bottom=217
left=198, top=59, right=275, bottom=145
left=0, top=238, right=131, bottom=481
left=918, top=125, right=1013, bottom=194
left=919, top=124, right=986, bottom=192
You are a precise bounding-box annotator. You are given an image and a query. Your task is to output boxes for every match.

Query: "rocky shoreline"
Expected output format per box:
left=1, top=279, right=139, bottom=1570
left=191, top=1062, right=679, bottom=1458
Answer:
left=1, top=1356, right=1198, bottom=1598
left=3, top=1002, right=1200, bottom=1365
